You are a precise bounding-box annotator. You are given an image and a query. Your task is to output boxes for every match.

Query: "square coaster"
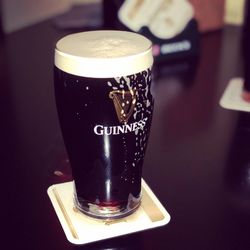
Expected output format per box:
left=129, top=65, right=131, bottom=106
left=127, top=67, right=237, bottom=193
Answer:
left=47, top=179, right=170, bottom=245
left=220, top=77, right=250, bottom=112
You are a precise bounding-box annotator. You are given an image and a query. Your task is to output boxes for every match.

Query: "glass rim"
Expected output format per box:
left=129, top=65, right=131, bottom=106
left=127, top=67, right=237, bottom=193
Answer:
left=54, top=30, right=153, bottom=78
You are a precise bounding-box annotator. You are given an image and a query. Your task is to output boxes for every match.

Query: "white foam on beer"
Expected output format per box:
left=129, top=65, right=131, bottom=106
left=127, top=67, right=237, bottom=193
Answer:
left=89, top=39, right=138, bottom=57
left=55, top=30, right=153, bottom=78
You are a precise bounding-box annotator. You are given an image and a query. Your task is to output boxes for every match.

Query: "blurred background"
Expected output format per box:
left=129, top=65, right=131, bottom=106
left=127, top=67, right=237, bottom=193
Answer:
left=1, top=0, right=97, bottom=33
left=0, top=0, right=246, bottom=33
left=0, top=0, right=247, bottom=63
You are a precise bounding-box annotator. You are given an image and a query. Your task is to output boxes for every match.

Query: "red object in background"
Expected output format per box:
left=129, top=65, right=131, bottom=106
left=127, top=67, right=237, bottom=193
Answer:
left=189, top=0, right=225, bottom=32
left=241, top=90, right=250, bottom=102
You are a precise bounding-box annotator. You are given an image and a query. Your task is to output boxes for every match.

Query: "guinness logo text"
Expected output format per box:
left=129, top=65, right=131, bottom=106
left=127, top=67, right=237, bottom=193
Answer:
left=94, top=118, right=148, bottom=136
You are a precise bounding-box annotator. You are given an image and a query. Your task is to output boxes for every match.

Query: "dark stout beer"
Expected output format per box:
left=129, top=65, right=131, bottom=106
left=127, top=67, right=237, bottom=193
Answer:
left=54, top=31, right=153, bottom=219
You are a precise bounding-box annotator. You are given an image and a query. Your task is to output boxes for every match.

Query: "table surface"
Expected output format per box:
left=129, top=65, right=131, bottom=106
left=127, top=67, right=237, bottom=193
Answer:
left=1, top=20, right=250, bottom=250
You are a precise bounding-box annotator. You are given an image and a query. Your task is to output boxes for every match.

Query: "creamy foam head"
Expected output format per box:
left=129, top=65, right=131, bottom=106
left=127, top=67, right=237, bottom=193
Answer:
left=55, top=30, right=153, bottom=78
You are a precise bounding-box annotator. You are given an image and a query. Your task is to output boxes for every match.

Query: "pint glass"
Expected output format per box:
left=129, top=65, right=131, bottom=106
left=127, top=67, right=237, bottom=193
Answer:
left=54, top=30, right=154, bottom=219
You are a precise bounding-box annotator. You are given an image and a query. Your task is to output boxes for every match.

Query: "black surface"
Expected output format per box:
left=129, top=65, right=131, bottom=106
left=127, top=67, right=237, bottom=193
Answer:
left=1, top=20, right=248, bottom=250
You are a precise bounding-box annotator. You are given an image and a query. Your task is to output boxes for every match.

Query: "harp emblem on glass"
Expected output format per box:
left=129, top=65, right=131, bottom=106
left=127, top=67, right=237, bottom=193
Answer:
left=109, top=89, right=137, bottom=124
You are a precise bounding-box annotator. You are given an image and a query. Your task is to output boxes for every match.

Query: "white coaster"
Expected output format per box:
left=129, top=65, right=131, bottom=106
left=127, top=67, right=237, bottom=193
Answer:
left=47, top=179, right=170, bottom=245
left=220, top=77, right=250, bottom=112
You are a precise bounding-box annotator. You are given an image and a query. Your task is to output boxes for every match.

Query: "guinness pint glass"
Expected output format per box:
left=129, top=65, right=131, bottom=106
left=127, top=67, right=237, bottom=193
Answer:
left=54, top=30, right=154, bottom=219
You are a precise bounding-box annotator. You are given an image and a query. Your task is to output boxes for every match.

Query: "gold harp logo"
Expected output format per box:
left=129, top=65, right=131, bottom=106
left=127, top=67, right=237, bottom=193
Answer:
left=109, top=89, right=137, bottom=124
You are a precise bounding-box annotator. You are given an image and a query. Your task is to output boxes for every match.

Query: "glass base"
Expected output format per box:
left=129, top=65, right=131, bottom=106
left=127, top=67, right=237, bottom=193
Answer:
left=74, top=194, right=141, bottom=220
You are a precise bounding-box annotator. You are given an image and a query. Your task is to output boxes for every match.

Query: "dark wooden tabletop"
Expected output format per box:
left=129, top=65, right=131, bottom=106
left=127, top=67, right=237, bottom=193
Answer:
left=1, top=20, right=249, bottom=250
